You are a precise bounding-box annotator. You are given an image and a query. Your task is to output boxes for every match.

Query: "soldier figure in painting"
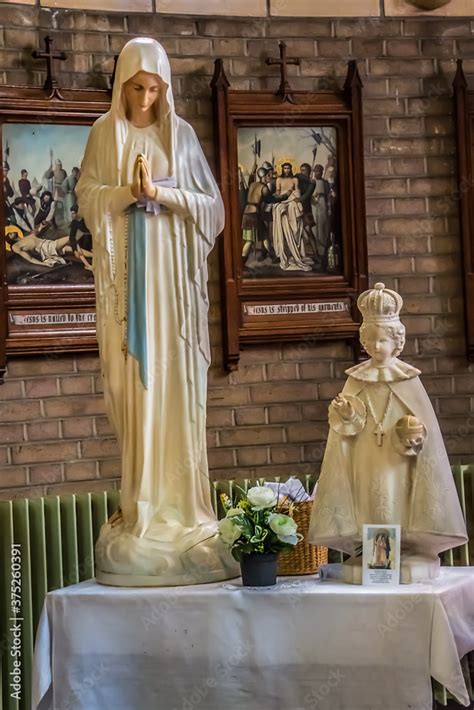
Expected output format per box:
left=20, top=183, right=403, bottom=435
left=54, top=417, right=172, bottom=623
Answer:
left=295, top=162, right=318, bottom=259
left=242, top=166, right=269, bottom=264
left=311, top=164, right=331, bottom=269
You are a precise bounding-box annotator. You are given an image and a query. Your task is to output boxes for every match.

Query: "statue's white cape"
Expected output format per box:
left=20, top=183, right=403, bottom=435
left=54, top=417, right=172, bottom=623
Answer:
left=308, top=359, right=468, bottom=558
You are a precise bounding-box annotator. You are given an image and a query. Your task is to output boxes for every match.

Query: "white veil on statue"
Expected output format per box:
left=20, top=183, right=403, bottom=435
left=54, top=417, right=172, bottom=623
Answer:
left=78, top=38, right=224, bottom=375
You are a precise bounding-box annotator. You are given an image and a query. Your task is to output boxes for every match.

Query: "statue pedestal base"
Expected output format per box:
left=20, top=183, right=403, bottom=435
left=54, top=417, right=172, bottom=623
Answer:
left=96, top=566, right=238, bottom=587
left=95, top=521, right=240, bottom=587
left=342, top=554, right=441, bottom=585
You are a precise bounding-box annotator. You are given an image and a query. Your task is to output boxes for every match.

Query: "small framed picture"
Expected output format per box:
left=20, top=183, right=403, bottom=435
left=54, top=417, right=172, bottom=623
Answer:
left=0, top=84, right=110, bottom=376
left=211, top=59, right=369, bottom=371
left=362, top=524, right=401, bottom=586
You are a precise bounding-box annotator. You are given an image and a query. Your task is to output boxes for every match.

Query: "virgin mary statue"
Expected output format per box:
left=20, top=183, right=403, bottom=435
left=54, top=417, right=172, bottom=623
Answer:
left=77, top=38, right=239, bottom=586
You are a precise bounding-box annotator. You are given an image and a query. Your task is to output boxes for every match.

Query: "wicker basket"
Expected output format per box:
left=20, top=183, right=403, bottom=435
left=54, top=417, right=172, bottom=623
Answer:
left=277, top=500, right=328, bottom=576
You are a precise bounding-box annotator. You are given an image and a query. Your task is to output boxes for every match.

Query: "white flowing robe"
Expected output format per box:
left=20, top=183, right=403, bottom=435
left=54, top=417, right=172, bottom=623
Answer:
left=272, top=195, right=312, bottom=272
left=76, top=39, right=237, bottom=582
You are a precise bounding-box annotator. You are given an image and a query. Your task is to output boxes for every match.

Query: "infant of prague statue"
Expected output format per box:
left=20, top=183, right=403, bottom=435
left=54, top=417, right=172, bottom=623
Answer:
left=76, top=38, right=239, bottom=586
left=307, top=282, right=468, bottom=583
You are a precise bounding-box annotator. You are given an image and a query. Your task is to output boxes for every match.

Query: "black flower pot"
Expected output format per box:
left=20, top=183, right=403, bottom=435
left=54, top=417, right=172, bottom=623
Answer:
left=240, top=552, right=278, bottom=587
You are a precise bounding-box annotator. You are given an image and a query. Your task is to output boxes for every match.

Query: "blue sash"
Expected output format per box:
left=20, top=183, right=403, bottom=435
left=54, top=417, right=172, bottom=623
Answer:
left=127, top=205, right=148, bottom=389
left=127, top=177, right=177, bottom=389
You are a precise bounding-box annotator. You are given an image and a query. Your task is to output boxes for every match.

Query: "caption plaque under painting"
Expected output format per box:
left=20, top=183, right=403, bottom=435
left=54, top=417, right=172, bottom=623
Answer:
left=211, top=52, right=368, bottom=371
left=0, top=84, right=110, bottom=373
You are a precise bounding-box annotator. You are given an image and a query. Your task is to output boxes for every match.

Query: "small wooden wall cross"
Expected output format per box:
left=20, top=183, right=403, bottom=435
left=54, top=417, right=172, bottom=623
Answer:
left=32, top=36, right=67, bottom=99
left=265, top=41, right=301, bottom=102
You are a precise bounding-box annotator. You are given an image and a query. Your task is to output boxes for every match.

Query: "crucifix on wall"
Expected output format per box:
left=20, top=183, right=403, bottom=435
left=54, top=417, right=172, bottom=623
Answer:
left=265, top=41, right=301, bottom=102
left=31, top=36, right=67, bottom=99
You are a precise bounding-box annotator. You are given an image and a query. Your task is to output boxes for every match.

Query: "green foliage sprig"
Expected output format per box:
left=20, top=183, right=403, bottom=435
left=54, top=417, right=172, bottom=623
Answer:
left=218, top=485, right=301, bottom=563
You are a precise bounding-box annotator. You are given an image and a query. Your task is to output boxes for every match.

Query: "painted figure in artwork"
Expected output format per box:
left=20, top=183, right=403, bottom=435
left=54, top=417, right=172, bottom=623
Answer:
left=241, top=166, right=269, bottom=263
left=311, top=164, right=331, bottom=268
left=272, top=162, right=313, bottom=272
left=237, top=126, right=343, bottom=276
left=307, top=282, right=467, bottom=583
left=43, top=151, right=67, bottom=222
left=77, top=37, right=238, bottom=586
left=370, top=530, right=391, bottom=569
left=295, top=162, right=317, bottom=256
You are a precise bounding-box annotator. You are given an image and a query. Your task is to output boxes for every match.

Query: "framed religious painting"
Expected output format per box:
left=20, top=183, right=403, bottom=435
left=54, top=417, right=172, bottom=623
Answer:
left=211, top=48, right=368, bottom=370
left=453, top=60, right=474, bottom=362
left=0, top=84, right=110, bottom=376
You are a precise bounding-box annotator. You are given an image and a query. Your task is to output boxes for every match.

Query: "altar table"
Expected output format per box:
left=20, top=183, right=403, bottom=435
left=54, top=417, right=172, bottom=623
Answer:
left=32, top=567, right=474, bottom=710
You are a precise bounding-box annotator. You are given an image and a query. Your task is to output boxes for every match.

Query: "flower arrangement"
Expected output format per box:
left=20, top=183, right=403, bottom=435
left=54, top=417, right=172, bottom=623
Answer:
left=218, top=485, right=301, bottom=562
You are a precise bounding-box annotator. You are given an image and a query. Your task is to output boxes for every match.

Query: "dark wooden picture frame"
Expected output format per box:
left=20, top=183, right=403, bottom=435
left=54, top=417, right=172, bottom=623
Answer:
left=211, top=56, right=368, bottom=371
left=0, top=85, right=110, bottom=377
left=453, top=60, right=474, bottom=362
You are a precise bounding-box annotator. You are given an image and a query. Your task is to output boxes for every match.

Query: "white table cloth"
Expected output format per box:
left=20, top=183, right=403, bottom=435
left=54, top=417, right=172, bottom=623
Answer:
left=32, top=567, right=474, bottom=710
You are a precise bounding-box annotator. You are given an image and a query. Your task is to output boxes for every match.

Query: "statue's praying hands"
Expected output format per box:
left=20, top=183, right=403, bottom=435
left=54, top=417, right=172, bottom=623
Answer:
left=332, top=394, right=354, bottom=421
left=131, top=153, right=160, bottom=202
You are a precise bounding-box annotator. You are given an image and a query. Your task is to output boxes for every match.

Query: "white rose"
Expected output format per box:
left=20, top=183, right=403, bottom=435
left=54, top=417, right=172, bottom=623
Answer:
left=226, top=508, right=242, bottom=518
left=247, top=486, right=277, bottom=510
left=268, top=513, right=298, bottom=545
left=218, top=517, right=242, bottom=545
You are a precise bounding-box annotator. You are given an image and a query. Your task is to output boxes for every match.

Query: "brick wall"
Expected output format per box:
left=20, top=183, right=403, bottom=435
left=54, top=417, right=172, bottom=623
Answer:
left=1, top=6, right=474, bottom=499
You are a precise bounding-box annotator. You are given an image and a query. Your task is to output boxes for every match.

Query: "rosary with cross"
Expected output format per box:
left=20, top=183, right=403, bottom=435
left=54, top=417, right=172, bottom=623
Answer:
left=365, top=390, right=393, bottom=447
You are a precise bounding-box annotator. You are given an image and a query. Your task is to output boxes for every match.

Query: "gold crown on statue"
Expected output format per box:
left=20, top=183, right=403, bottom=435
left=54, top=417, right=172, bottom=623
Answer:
left=357, top=282, right=403, bottom=325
